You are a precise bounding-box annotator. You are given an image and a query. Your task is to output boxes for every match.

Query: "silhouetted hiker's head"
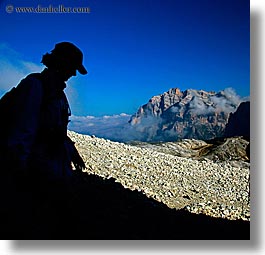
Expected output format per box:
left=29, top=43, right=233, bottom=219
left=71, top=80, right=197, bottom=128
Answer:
left=41, top=42, right=87, bottom=81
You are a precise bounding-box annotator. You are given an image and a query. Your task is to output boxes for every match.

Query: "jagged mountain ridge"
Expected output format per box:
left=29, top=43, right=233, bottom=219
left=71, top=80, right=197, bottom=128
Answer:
left=129, top=88, right=243, bottom=141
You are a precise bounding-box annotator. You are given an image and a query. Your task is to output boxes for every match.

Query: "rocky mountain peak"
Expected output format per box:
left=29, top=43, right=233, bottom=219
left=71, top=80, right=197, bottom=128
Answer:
left=129, top=87, right=243, bottom=142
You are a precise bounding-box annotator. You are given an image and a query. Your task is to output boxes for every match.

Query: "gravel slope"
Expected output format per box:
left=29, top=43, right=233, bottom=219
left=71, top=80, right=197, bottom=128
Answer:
left=68, top=131, right=250, bottom=221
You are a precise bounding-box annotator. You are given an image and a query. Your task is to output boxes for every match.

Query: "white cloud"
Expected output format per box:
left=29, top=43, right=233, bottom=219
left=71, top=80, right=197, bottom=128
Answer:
left=189, top=96, right=215, bottom=115
left=211, top=87, right=242, bottom=113
left=0, top=43, right=43, bottom=95
left=68, top=114, right=132, bottom=141
left=188, top=87, right=244, bottom=115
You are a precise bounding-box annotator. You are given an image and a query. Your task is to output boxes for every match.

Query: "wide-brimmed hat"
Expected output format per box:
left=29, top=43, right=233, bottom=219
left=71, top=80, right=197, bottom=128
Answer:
left=51, top=42, right=87, bottom=75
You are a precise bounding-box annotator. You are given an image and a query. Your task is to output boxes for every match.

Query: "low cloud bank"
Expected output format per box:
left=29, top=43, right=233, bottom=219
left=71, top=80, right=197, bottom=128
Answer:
left=69, top=88, right=249, bottom=143
left=69, top=114, right=132, bottom=142
left=68, top=113, right=159, bottom=142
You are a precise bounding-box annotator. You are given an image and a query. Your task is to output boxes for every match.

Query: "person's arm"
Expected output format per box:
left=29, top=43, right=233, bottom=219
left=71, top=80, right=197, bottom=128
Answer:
left=7, top=76, right=43, bottom=171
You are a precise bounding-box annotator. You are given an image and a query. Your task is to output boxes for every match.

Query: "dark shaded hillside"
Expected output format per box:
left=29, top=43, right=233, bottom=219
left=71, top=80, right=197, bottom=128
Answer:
left=224, top=101, right=250, bottom=159
left=2, top=173, right=249, bottom=240
left=73, top=174, right=250, bottom=240
left=224, top=101, right=250, bottom=140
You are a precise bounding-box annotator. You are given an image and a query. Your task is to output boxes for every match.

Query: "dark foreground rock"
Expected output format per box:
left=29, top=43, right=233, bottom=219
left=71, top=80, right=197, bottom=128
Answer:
left=1, top=173, right=249, bottom=240
left=224, top=101, right=250, bottom=140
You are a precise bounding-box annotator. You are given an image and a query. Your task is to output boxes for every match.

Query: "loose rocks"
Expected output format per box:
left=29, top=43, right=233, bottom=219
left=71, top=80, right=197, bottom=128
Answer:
left=68, top=131, right=250, bottom=221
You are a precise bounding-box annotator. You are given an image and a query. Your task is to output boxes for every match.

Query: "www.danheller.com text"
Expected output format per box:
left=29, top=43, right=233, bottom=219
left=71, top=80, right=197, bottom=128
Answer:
left=6, top=4, right=91, bottom=14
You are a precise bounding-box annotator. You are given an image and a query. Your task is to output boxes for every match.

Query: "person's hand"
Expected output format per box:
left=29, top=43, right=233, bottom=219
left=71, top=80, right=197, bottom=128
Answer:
left=71, top=145, right=86, bottom=171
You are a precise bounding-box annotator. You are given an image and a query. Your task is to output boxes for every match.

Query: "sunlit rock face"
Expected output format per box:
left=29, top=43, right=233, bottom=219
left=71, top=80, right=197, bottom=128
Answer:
left=129, top=88, right=243, bottom=142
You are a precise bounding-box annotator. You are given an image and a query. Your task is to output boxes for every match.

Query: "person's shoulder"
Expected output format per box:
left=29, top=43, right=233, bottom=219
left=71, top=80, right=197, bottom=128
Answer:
left=24, top=73, right=42, bottom=83
left=19, top=73, right=43, bottom=89
left=15, top=73, right=44, bottom=98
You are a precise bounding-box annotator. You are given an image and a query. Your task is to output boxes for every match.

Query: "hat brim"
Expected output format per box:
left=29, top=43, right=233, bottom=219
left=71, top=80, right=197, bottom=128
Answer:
left=77, top=64, right=88, bottom=75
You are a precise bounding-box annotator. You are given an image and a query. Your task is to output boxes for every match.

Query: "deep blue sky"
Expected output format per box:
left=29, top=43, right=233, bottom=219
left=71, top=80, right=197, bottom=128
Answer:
left=0, top=0, right=250, bottom=116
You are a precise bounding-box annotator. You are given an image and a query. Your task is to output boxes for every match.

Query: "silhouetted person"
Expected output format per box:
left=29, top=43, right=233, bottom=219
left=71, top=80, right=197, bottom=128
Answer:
left=0, top=42, right=87, bottom=238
